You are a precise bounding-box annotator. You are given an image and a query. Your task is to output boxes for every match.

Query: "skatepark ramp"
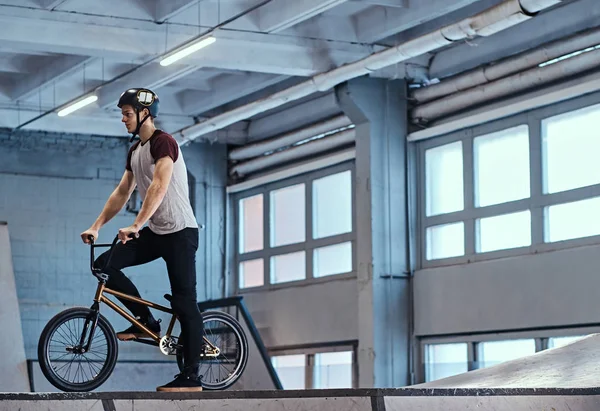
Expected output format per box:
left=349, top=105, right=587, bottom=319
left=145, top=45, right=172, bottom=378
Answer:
left=3, top=334, right=600, bottom=410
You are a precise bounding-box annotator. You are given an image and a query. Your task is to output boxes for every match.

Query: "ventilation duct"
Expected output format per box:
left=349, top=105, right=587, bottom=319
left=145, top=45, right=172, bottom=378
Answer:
left=173, top=0, right=563, bottom=144
left=411, top=47, right=600, bottom=122
left=229, top=115, right=352, bottom=161
left=230, top=128, right=355, bottom=177
left=412, top=27, right=600, bottom=104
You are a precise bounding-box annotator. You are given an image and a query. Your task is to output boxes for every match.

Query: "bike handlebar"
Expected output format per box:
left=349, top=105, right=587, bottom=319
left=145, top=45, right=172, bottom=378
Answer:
left=89, top=235, right=120, bottom=276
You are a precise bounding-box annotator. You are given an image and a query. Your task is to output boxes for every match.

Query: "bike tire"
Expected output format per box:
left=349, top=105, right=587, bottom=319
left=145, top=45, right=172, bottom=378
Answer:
left=176, top=310, right=249, bottom=390
left=38, top=307, right=118, bottom=392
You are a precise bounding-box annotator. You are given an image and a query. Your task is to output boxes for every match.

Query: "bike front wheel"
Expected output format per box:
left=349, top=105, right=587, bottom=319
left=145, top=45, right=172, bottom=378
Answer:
left=177, top=310, right=248, bottom=390
left=38, top=307, right=118, bottom=392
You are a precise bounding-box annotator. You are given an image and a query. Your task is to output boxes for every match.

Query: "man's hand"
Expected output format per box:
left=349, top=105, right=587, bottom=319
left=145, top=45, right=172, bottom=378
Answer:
left=81, top=228, right=99, bottom=244
left=118, top=224, right=140, bottom=244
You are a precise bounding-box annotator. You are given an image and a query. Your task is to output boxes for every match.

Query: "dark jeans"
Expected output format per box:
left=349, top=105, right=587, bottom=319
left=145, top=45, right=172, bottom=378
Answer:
left=94, top=226, right=203, bottom=367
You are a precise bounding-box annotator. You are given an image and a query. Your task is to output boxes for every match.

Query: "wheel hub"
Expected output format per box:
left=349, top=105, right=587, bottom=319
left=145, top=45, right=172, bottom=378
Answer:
left=159, top=336, right=179, bottom=355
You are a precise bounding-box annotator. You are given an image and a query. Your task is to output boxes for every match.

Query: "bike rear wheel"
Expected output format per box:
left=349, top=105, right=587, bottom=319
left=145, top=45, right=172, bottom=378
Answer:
left=38, top=307, right=118, bottom=392
left=177, top=310, right=248, bottom=390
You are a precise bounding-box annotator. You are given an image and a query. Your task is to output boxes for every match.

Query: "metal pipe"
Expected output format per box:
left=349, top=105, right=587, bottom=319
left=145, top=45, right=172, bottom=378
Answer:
left=174, top=0, right=562, bottom=144
left=413, top=27, right=600, bottom=103
left=411, top=47, right=600, bottom=122
left=229, top=114, right=352, bottom=161
left=230, top=128, right=355, bottom=176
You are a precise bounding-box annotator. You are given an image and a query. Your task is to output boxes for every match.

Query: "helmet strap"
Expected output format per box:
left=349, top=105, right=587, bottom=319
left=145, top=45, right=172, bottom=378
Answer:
left=129, top=108, right=151, bottom=143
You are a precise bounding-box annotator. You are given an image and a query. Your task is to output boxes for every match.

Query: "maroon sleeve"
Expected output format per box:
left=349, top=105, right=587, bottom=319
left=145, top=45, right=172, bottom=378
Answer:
left=150, top=132, right=179, bottom=163
left=125, top=141, right=140, bottom=171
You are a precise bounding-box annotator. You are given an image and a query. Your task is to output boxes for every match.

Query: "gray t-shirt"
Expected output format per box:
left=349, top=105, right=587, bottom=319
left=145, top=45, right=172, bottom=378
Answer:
left=126, top=130, right=198, bottom=235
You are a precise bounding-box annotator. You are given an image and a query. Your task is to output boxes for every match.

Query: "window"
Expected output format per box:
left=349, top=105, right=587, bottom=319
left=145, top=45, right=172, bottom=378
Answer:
left=272, top=347, right=356, bottom=389
left=313, top=351, right=353, bottom=389
left=239, top=259, right=263, bottom=288
left=239, top=194, right=263, bottom=253
left=548, top=335, right=586, bottom=349
left=542, top=104, right=600, bottom=194
left=425, top=141, right=464, bottom=216
left=313, top=171, right=352, bottom=239
left=426, top=222, right=464, bottom=260
left=419, top=97, right=600, bottom=267
left=235, top=165, right=355, bottom=289
left=478, top=339, right=535, bottom=369
left=272, top=355, right=306, bottom=390
left=271, top=251, right=306, bottom=284
left=474, top=126, right=530, bottom=207
left=424, top=343, right=468, bottom=382
left=476, top=210, right=531, bottom=253
left=314, top=242, right=352, bottom=278
left=270, top=184, right=305, bottom=247
left=544, top=197, right=600, bottom=243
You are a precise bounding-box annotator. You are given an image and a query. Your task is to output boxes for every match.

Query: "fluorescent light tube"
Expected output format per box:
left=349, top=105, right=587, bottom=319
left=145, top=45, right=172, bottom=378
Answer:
left=57, top=95, right=98, bottom=117
left=160, top=36, right=216, bottom=67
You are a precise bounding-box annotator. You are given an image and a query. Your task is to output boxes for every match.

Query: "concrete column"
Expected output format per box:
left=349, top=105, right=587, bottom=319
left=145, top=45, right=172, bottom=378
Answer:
left=336, top=78, right=412, bottom=388
left=0, top=222, right=31, bottom=392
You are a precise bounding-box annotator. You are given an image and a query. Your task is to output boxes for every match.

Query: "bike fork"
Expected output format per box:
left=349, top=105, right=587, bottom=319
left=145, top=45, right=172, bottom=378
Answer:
left=78, top=302, right=100, bottom=353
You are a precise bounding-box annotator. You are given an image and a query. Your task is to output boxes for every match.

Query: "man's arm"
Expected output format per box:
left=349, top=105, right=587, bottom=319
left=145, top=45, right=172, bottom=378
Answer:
left=132, top=156, right=174, bottom=229
left=92, top=170, right=136, bottom=229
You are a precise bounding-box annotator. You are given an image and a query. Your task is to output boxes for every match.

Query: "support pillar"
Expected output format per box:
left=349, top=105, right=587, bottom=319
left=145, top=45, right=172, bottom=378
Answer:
left=336, top=77, right=413, bottom=388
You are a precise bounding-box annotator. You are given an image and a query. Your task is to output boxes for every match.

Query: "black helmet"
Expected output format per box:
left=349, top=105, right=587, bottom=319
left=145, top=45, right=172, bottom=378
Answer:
left=118, top=88, right=160, bottom=141
left=117, top=88, right=160, bottom=117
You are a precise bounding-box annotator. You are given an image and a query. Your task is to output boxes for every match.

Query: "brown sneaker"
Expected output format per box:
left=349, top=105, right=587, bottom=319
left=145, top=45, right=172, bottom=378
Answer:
left=116, top=319, right=161, bottom=341
left=157, top=369, right=203, bottom=392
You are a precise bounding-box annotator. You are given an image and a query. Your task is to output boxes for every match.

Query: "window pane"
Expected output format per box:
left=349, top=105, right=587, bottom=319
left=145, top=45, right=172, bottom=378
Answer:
left=314, top=351, right=353, bottom=389
left=545, top=197, right=600, bottom=242
left=271, top=251, right=306, bottom=284
left=476, top=211, right=531, bottom=253
left=548, top=336, right=586, bottom=349
left=478, top=339, right=535, bottom=369
left=314, top=242, right=352, bottom=278
left=474, top=126, right=530, bottom=207
left=272, top=355, right=306, bottom=389
left=426, top=222, right=464, bottom=260
left=313, top=171, right=352, bottom=239
left=270, top=184, right=305, bottom=247
left=425, top=343, right=468, bottom=382
left=543, top=104, right=600, bottom=194
left=239, top=194, right=263, bottom=253
left=239, top=259, right=264, bottom=289
left=425, top=141, right=463, bottom=216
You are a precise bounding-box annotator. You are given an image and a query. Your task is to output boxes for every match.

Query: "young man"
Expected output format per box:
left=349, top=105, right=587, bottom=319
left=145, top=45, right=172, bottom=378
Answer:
left=80, top=88, right=204, bottom=392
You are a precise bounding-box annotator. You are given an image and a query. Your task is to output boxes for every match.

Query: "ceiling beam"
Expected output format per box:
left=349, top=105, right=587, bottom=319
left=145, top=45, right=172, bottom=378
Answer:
left=0, top=8, right=376, bottom=77
left=181, top=73, right=290, bottom=114
left=350, top=0, right=407, bottom=7
left=95, top=63, right=201, bottom=109
left=37, top=0, right=68, bottom=9
left=429, top=0, right=597, bottom=79
left=353, top=0, right=483, bottom=43
left=154, top=0, right=200, bottom=22
left=249, top=0, right=349, bottom=33
left=10, top=56, right=95, bottom=101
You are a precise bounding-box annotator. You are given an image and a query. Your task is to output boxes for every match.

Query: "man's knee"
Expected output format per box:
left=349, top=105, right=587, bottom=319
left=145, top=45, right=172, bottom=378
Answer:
left=171, top=294, right=201, bottom=319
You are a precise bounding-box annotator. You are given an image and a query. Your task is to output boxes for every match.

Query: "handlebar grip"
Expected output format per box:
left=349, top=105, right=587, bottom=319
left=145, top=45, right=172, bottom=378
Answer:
left=87, top=235, right=95, bottom=244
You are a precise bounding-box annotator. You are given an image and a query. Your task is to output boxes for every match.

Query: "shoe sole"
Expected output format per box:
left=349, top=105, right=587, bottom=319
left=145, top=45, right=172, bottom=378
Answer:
left=116, top=333, right=158, bottom=341
left=156, top=387, right=203, bottom=392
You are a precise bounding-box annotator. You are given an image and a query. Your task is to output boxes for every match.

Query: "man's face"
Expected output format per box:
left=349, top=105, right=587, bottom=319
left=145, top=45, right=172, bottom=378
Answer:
left=121, top=105, right=137, bottom=133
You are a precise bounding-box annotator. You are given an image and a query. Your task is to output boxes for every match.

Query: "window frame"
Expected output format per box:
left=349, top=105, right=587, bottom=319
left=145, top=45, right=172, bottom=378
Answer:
left=417, top=325, right=600, bottom=383
left=417, top=91, right=600, bottom=269
left=269, top=342, right=358, bottom=389
left=233, top=162, right=356, bottom=292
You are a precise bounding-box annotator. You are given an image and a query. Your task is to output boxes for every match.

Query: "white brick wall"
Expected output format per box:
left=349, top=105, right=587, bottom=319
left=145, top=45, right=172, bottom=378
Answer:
left=0, top=131, right=227, bottom=367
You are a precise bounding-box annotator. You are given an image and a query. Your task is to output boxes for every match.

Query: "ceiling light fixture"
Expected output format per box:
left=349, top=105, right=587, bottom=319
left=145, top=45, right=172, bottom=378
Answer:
left=160, top=36, right=217, bottom=67
left=57, top=95, right=98, bottom=117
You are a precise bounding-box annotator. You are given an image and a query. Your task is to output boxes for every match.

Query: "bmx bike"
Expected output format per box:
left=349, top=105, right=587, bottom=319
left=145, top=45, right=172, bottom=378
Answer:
left=37, top=234, right=248, bottom=392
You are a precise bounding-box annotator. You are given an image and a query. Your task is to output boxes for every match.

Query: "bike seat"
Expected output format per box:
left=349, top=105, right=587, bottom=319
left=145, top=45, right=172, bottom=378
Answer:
left=164, top=294, right=172, bottom=302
